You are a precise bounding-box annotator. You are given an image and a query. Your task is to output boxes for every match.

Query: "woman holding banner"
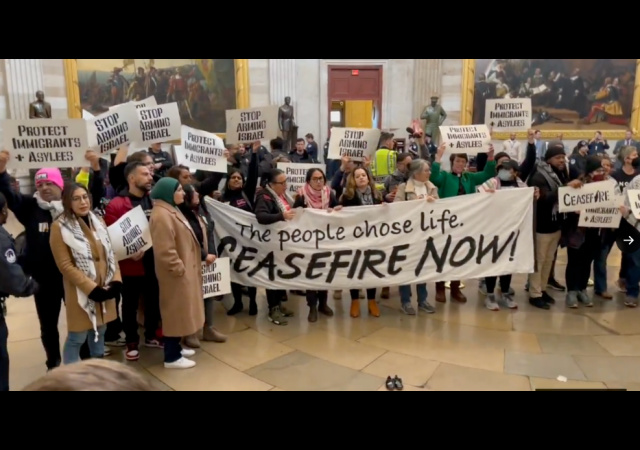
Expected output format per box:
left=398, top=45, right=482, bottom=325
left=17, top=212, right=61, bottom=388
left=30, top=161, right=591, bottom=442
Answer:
left=49, top=183, right=122, bottom=365
left=339, top=167, right=383, bottom=318
left=394, top=159, right=439, bottom=315
left=149, top=178, right=204, bottom=369
left=221, top=141, right=260, bottom=316
left=293, top=168, right=341, bottom=322
left=255, top=169, right=296, bottom=326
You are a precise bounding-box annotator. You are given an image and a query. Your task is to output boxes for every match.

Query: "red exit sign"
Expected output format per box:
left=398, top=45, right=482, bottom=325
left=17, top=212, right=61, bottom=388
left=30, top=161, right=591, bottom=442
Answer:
left=351, top=69, right=359, bottom=76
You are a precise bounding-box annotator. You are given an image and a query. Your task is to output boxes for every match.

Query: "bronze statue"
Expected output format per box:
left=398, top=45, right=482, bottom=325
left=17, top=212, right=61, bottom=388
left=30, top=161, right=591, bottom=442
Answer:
left=29, top=91, right=52, bottom=119
left=278, top=96, right=295, bottom=151
left=420, top=95, right=447, bottom=144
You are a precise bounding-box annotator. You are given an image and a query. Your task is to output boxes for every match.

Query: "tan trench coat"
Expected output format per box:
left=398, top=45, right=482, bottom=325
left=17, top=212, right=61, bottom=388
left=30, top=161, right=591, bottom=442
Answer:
left=394, top=178, right=439, bottom=202
left=50, top=218, right=121, bottom=333
left=149, top=200, right=205, bottom=337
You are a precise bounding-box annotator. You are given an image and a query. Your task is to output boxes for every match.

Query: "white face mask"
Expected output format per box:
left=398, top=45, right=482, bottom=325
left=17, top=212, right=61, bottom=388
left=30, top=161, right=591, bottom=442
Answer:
left=498, top=169, right=513, bottom=181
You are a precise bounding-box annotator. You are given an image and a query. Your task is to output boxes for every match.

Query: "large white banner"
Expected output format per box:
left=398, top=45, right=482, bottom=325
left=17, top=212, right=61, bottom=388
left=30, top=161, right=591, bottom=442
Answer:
left=204, top=189, right=535, bottom=290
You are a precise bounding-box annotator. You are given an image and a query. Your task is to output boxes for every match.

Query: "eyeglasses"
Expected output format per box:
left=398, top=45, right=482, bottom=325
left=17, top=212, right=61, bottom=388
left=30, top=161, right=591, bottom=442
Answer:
left=72, top=195, right=90, bottom=202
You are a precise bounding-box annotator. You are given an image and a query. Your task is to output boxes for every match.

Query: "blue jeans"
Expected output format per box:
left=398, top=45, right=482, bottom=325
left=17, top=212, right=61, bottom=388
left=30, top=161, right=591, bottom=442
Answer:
left=62, top=325, right=106, bottom=365
left=594, top=243, right=612, bottom=294
left=625, top=248, right=640, bottom=298
left=399, top=284, right=428, bottom=305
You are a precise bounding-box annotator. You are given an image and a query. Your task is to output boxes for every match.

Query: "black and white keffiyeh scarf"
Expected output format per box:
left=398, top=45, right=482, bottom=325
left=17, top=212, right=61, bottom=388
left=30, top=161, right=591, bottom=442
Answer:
left=265, top=185, right=294, bottom=214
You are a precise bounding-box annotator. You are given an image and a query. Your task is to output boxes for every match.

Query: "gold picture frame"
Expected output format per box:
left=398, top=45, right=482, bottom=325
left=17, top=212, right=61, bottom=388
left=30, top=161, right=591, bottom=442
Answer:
left=63, top=59, right=250, bottom=138
left=460, top=59, right=640, bottom=141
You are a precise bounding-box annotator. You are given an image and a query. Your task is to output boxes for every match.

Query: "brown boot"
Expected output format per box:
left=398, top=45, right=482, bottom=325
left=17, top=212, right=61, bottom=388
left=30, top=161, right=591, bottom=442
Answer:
left=381, top=287, right=390, bottom=299
left=350, top=299, right=361, bottom=318
left=308, top=305, right=318, bottom=323
left=368, top=300, right=381, bottom=317
left=436, top=282, right=447, bottom=303
left=203, top=326, right=228, bottom=343
left=450, top=281, right=467, bottom=303
left=318, top=298, right=334, bottom=317
left=183, top=333, right=200, bottom=348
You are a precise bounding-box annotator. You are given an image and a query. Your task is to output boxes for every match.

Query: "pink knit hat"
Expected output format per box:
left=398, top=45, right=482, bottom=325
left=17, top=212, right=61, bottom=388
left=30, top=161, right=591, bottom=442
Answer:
left=34, top=168, right=64, bottom=191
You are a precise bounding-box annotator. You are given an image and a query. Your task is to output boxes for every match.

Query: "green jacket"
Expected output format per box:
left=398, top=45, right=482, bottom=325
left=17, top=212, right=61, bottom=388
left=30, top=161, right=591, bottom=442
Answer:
left=430, top=160, right=496, bottom=199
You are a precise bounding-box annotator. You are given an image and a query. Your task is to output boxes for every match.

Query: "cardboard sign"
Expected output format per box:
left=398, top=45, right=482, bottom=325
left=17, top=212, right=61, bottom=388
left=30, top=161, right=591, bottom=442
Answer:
left=327, top=127, right=380, bottom=161
left=277, top=162, right=327, bottom=194
left=439, top=125, right=491, bottom=155
left=136, top=102, right=182, bottom=145
left=202, top=257, right=232, bottom=298
left=579, top=206, right=622, bottom=228
left=225, top=105, right=279, bottom=145
left=559, top=179, right=617, bottom=213
left=627, top=189, right=640, bottom=219
left=86, top=102, right=141, bottom=155
left=484, top=98, right=532, bottom=132
left=2, top=118, right=89, bottom=169
left=176, top=125, right=226, bottom=173
left=107, top=206, right=153, bottom=261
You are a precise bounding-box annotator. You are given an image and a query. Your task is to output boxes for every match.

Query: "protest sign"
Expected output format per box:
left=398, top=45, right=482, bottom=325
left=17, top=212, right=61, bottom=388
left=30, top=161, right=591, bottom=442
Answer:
left=136, top=102, right=181, bottom=145
left=579, top=205, right=622, bottom=228
left=484, top=98, right=532, bottom=132
left=107, top=206, right=152, bottom=261
left=2, top=118, right=89, bottom=169
left=438, top=125, right=492, bottom=155
left=115, top=97, right=158, bottom=148
left=277, top=162, right=327, bottom=194
left=176, top=125, right=226, bottom=173
left=627, top=189, right=640, bottom=219
left=225, top=106, right=279, bottom=144
left=327, top=127, right=380, bottom=161
left=86, top=102, right=141, bottom=155
left=202, top=257, right=232, bottom=298
left=82, top=110, right=95, bottom=119
left=559, top=179, right=617, bottom=213
left=205, top=188, right=535, bottom=291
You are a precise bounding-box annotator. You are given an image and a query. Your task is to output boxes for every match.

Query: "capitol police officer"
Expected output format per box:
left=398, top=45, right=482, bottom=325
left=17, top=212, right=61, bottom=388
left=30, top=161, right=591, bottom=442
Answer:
left=0, top=192, right=39, bottom=391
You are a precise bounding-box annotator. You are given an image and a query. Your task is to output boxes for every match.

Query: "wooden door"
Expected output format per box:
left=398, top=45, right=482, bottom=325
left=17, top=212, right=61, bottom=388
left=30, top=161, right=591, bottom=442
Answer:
left=345, top=100, right=373, bottom=128
left=328, top=66, right=382, bottom=134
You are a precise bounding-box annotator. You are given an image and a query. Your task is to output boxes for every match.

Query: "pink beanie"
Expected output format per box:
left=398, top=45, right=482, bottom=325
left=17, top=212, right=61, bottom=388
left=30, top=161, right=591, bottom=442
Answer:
left=35, top=168, right=64, bottom=191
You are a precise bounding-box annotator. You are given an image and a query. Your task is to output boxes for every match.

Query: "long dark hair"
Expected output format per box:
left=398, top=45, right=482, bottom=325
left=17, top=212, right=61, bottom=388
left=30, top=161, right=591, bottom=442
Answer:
left=61, top=183, right=92, bottom=221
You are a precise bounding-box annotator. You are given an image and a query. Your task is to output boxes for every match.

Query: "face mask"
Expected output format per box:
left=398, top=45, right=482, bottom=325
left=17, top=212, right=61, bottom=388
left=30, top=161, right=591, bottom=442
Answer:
left=498, top=170, right=512, bottom=181
left=592, top=174, right=605, bottom=182
left=632, top=158, right=640, bottom=168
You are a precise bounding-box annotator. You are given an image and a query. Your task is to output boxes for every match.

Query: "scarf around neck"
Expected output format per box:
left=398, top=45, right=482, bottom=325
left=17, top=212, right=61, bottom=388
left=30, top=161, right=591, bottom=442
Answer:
left=357, top=186, right=374, bottom=205
left=34, top=191, right=64, bottom=219
left=299, top=183, right=330, bottom=210
left=265, top=185, right=294, bottom=214
left=59, top=212, right=117, bottom=342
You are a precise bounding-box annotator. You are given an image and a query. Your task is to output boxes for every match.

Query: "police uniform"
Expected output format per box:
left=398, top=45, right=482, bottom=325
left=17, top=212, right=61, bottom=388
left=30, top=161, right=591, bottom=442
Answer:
left=0, top=226, right=39, bottom=391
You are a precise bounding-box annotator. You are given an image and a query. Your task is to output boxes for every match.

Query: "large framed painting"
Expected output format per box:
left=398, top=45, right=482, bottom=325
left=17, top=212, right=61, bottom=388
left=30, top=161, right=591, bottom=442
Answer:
left=461, top=59, right=640, bottom=140
left=63, top=59, right=249, bottom=136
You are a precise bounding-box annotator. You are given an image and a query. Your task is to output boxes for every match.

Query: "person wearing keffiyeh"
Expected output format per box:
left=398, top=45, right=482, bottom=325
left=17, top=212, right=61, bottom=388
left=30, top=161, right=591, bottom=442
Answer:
left=293, top=168, right=341, bottom=322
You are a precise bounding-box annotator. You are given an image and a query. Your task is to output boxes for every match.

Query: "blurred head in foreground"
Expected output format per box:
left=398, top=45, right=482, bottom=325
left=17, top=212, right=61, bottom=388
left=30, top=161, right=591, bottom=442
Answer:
left=22, top=359, right=159, bottom=391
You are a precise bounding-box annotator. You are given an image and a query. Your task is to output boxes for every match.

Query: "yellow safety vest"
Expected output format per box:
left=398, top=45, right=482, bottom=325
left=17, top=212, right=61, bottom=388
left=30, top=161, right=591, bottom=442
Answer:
left=370, top=148, right=397, bottom=191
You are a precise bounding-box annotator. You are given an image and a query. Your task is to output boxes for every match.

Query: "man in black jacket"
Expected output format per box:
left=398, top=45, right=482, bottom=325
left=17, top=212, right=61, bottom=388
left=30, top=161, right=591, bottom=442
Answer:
left=0, top=192, right=39, bottom=391
left=147, top=143, right=174, bottom=178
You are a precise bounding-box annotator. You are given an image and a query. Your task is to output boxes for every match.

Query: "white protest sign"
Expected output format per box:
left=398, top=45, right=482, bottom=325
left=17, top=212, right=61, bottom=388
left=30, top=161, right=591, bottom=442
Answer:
left=86, top=102, right=141, bottom=155
left=559, top=179, right=617, bottom=213
left=225, top=105, right=279, bottom=145
left=327, top=127, right=380, bottom=161
left=137, top=102, right=181, bottom=145
left=484, top=98, right=532, bottom=132
left=82, top=110, right=95, bottom=119
left=205, top=188, right=535, bottom=291
left=277, top=162, right=327, bottom=194
left=202, top=257, right=232, bottom=298
left=627, top=189, right=640, bottom=219
left=579, top=205, right=622, bottom=228
left=2, top=119, right=89, bottom=170
left=176, top=125, right=226, bottom=173
left=439, top=125, right=491, bottom=155
left=110, top=96, right=158, bottom=112
left=107, top=206, right=152, bottom=261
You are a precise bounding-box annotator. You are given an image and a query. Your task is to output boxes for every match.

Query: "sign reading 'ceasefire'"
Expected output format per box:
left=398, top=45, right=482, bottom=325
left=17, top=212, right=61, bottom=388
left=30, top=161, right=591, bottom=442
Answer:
left=559, top=179, right=617, bottom=213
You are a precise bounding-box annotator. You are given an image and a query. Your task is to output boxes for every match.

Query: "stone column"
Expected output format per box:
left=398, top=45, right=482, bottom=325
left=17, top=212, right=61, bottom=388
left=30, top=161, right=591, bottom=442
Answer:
left=268, top=59, right=297, bottom=148
left=413, top=59, right=443, bottom=119
left=3, top=59, right=45, bottom=120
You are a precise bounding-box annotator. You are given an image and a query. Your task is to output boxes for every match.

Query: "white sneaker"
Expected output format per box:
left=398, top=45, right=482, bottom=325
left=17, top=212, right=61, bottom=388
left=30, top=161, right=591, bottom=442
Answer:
left=485, top=294, right=500, bottom=311
left=181, top=348, right=196, bottom=357
left=164, top=357, right=196, bottom=369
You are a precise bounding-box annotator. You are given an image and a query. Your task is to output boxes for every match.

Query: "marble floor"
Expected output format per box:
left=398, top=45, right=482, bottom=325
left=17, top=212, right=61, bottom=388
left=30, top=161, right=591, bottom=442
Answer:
left=5, top=212, right=640, bottom=391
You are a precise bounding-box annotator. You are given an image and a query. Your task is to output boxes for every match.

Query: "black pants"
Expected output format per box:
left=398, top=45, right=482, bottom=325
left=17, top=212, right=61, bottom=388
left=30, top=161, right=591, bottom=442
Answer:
left=566, top=232, right=600, bottom=292
left=231, top=283, right=256, bottom=304
left=104, top=294, right=123, bottom=342
left=306, top=290, right=328, bottom=307
left=266, top=290, right=285, bottom=309
left=350, top=289, right=376, bottom=300
left=485, top=275, right=513, bottom=294
left=0, top=314, right=8, bottom=391
left=164, top=336, right=182, bottom=363
left=33, top=280, right=64, bottom=370
left=121, top=276, right=160, bottom=344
